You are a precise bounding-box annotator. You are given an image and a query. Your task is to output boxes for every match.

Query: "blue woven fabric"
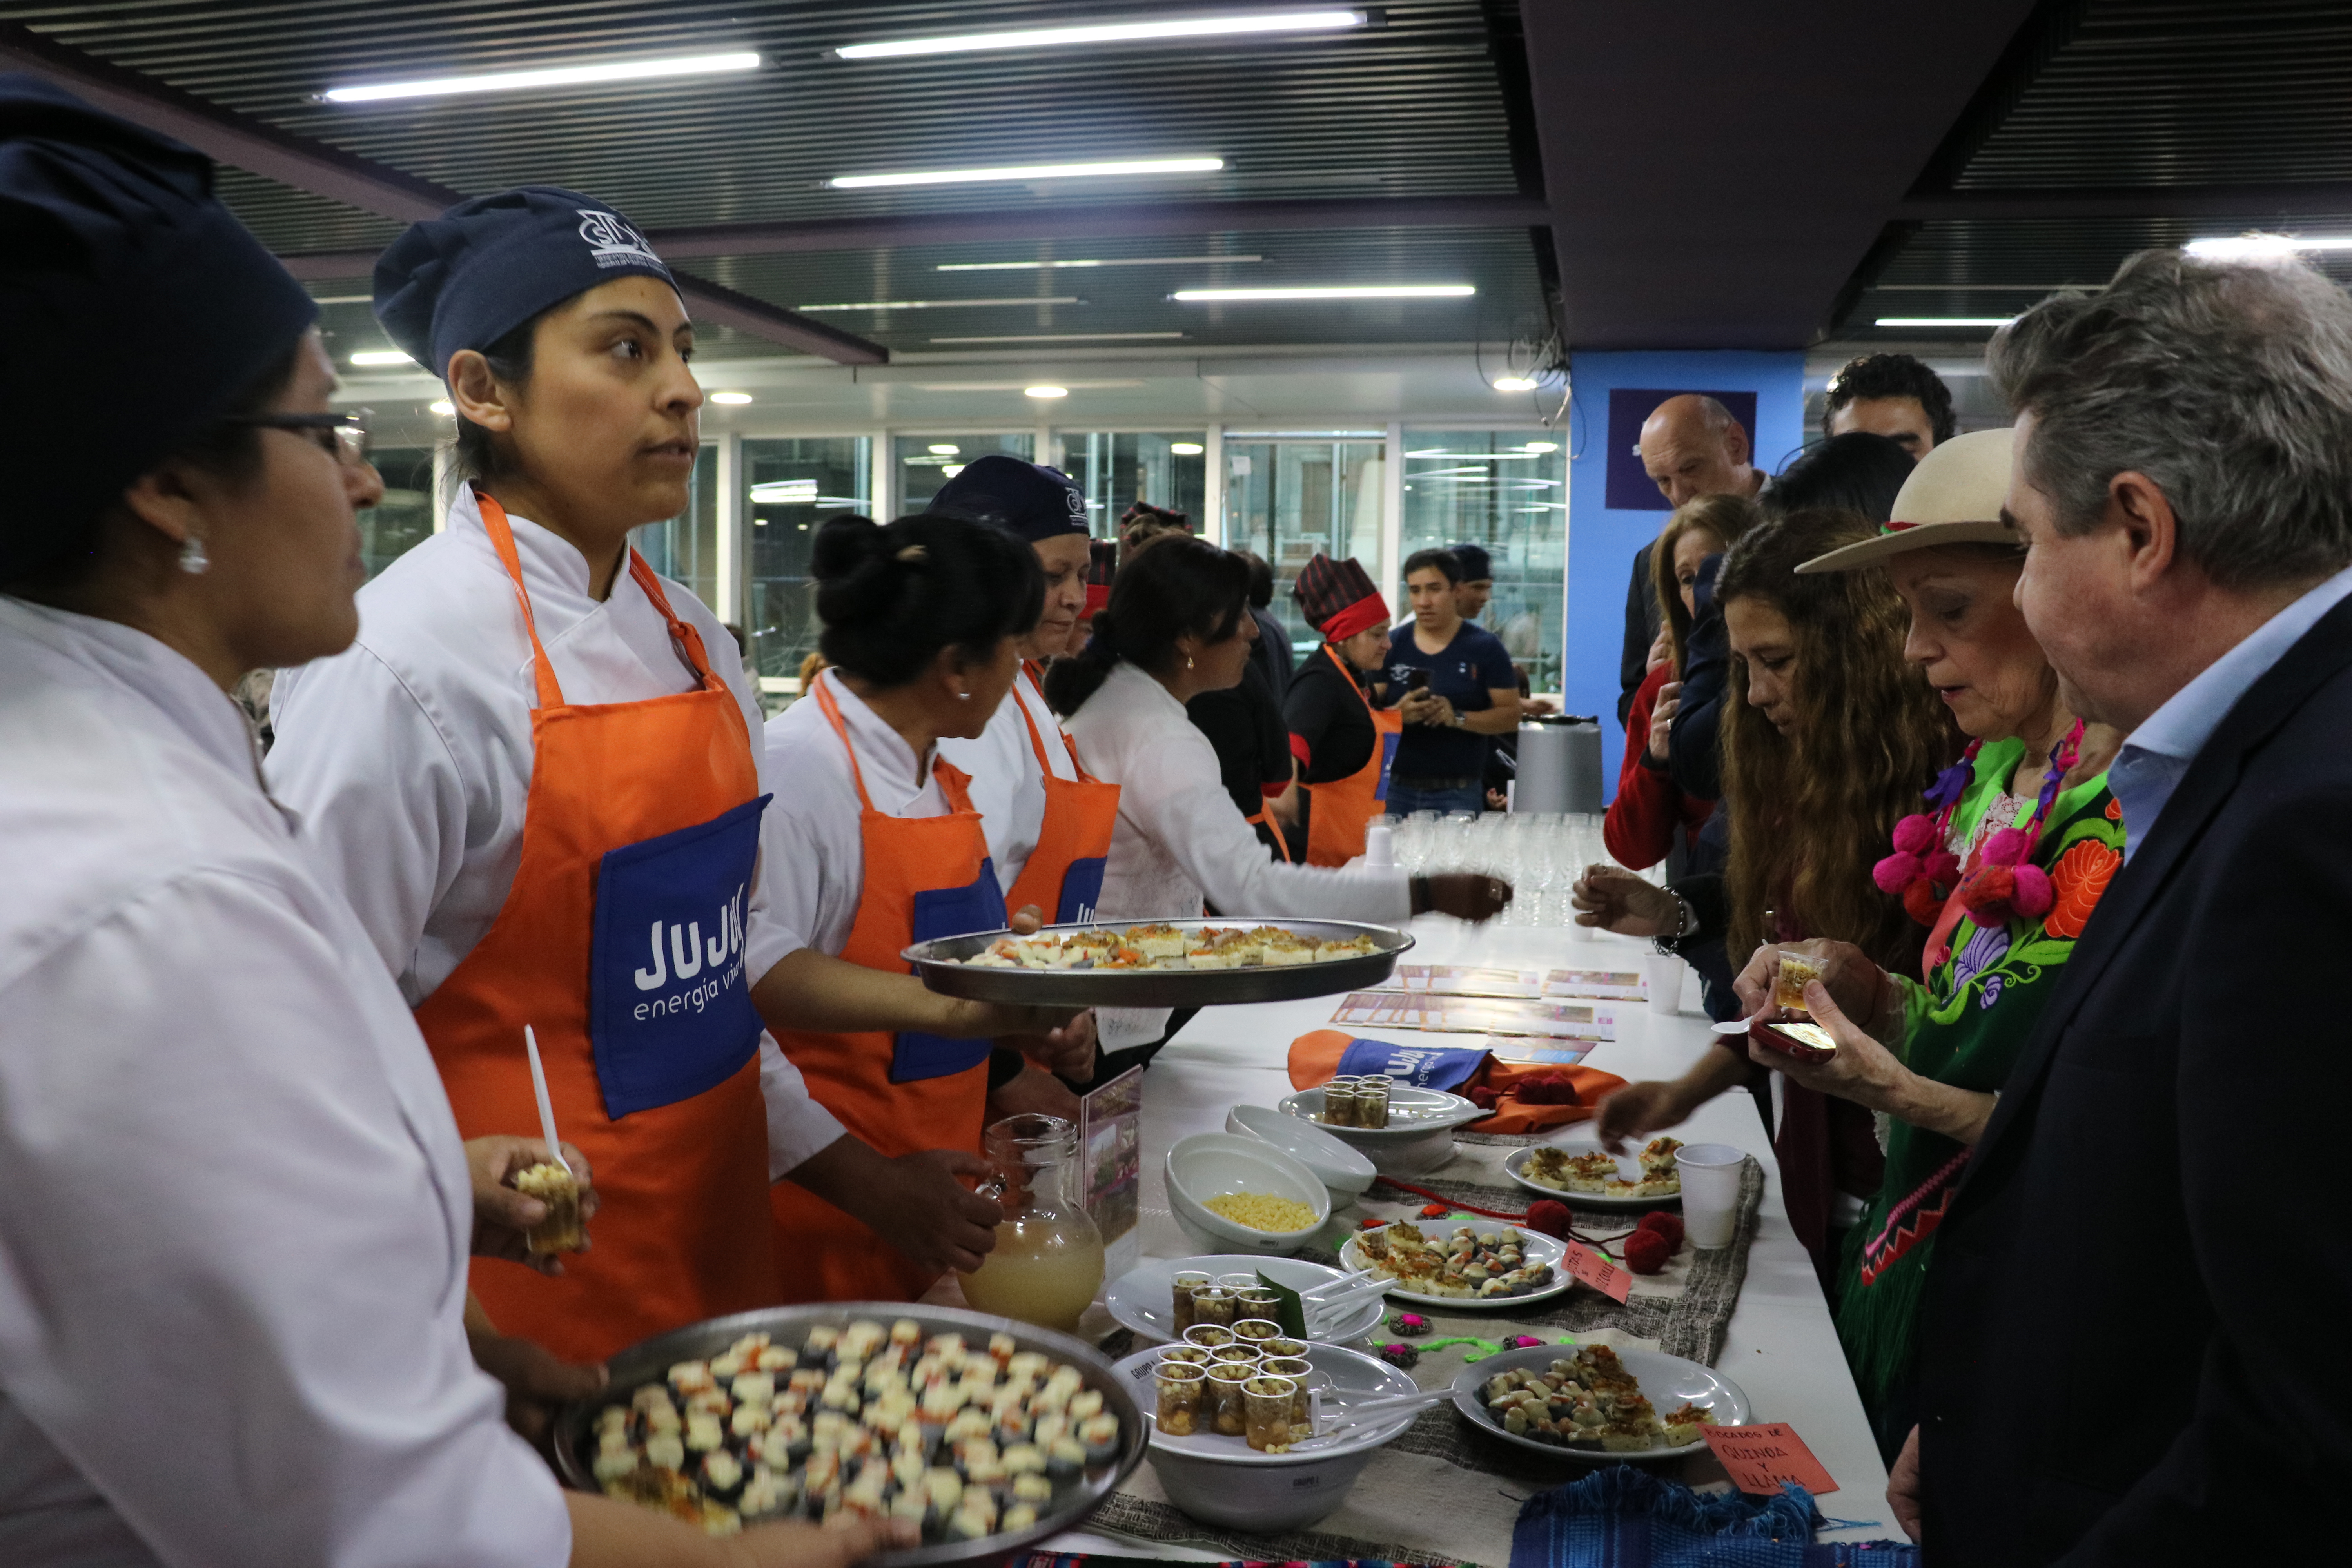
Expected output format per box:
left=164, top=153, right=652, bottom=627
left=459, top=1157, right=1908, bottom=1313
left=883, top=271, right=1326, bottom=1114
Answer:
left=1509, top=1466, right=1920, bottom=1568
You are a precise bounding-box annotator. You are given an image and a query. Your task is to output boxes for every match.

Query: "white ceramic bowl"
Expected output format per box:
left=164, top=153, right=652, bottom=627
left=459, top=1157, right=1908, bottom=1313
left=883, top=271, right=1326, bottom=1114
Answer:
left=1114, top=1342, right=1417, bottom=1532
left=1163, top=1133, right=1332, bottom=1256
left=1224, top=1104, right=1377, bottom=1200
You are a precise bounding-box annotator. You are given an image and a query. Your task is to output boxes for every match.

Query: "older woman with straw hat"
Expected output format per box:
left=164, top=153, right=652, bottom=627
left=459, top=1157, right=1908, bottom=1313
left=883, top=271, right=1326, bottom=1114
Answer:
left=1731, top=427, right=2128, bottom=1457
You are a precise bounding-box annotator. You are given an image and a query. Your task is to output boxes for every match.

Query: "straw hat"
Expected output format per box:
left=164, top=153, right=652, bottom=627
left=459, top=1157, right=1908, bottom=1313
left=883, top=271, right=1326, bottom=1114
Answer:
left=1795, top=426, right=2018, bottom=573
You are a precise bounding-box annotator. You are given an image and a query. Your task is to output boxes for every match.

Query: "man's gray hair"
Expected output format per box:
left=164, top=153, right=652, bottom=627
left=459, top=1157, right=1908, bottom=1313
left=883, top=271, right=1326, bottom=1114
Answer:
left=1990, top=249, right=2352, bottom=590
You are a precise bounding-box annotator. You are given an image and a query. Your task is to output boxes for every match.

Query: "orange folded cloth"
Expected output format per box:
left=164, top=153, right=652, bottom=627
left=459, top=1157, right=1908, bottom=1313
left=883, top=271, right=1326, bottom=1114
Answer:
left=1287, top=1029, right=1627, bottom=1136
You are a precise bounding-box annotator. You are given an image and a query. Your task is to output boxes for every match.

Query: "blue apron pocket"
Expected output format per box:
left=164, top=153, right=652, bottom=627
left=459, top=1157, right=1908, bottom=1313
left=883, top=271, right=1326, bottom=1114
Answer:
left=1373, top=730, right=1400, bottom=805
left=1055, top=856, right=1107, bottom=925
left=892, top=857, right=1007, bottom=1083
left=588, top=794, right=771, bottom=1118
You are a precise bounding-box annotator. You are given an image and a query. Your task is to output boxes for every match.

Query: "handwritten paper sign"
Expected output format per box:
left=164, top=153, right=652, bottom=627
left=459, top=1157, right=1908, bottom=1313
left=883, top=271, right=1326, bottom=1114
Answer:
left=1563, top=1241, right=1632, bottom=1302
left=1700, top=1422, right=1837, bottom=1495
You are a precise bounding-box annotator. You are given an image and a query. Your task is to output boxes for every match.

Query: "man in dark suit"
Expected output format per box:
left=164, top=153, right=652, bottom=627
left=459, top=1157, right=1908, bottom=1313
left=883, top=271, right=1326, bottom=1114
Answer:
left=1893, top=249, right=2352, bottom=1561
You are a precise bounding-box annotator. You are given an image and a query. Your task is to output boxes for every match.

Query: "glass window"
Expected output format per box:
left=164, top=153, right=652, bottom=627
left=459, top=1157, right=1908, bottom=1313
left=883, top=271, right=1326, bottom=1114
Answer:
left=1400, top=430, right=1567, bottom=692
left=1058, top=432, right=1207, bottom=535
left=744, top=437, right=872, bottom=709
left=361, top=446, right=437, bottom=579
left=628, top=444, right=720, bottom=613
left=893, top=434, right=1033, bottom=515
left=1223, top=437, right=1386, bottom=655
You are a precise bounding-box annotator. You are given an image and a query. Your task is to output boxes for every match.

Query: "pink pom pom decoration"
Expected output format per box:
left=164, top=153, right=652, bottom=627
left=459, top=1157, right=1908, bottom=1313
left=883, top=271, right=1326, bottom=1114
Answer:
left=1924, top=851, right=1963, bottom=888
left=2011, top=863, right=2054, bottom=918
left=1980, top=828, right=2031, bottom=867
left=1891, top=815, right=1937, bottom=856
left=1873, top=852, right=1924, bottom=894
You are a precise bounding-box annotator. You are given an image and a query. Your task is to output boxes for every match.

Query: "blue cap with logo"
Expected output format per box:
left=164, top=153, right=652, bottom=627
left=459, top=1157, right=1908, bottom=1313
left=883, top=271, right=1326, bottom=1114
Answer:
left=374, top=185, right=676, bottom=379
left=925, top=453, right=1091, bottom=542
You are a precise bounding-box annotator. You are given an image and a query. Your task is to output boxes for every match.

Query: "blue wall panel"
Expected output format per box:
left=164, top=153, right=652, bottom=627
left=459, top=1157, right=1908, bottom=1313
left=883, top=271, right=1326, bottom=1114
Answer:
left=1563, top=350, right=1806, bottom=801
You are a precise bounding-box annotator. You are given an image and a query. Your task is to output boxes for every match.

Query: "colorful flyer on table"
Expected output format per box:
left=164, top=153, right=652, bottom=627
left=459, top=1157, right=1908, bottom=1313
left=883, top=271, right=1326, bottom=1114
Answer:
left=1700, top=1423, right=1838, bottom=1495
left=1079, top=1067, right=1144, bottom=1281
left=1329, top=993, right=1616, bottom=1041
left=1544, top=967, right=1648, bottom=1000
left=1393, top=964, right=1544, bottom=998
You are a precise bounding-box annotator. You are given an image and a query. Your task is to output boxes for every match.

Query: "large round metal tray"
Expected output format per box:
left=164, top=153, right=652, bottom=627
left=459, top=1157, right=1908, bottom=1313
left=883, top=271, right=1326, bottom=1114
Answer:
left=903, top=917, right=1413, bottom=1008
left=552, top=1302, right=1146, bottom=1567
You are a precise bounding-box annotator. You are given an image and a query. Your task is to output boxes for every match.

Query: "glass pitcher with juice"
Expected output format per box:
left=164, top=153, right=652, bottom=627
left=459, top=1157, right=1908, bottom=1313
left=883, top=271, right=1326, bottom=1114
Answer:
left=957, top=1114, right=1106, bottom=1332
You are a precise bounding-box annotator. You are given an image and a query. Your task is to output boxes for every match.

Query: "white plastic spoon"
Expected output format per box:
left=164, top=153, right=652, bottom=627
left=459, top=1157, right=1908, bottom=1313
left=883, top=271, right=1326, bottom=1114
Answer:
left=523, top=1024, right=570, bottom=1177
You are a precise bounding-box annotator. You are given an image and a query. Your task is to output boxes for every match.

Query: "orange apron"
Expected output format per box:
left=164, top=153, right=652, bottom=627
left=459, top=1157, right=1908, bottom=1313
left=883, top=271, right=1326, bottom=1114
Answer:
left=769, top=676, right=1007, bottom=1302
left=1002, top=671, right=1121, bottom=923
left=1246, top=800, right=1296, bottom=862
left=417, top=492, right=774, bottom=1364
left=1302, top=643, right=1405, bottom=866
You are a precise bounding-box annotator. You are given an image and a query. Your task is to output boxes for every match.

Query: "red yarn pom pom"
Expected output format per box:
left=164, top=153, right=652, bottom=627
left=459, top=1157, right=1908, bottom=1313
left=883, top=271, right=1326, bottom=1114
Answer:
left=1924, top=851, right=1963, bottom=888
left=1872, top=851, right=1923, bottom=895
left=1637, top=1211, right=1685, bottom=1250
left=2011, top=863, right=2054, bottom=919
left=1622, top=1229, right=1671, bottom=1274
left=1524, top=1200, right=1573, bottom=1238
left=1891, top=815, right=1936, bottom=855
left=1467, top=1085, right=1499, bottom=1110
left=1980, top=828, right=2030, bottom=867
left=1901, top=877, right=1944, bottom=926
left=1419, top=1203, right=1451, bottom=1219
left=1518, top=1073, right=1583, bottom=1106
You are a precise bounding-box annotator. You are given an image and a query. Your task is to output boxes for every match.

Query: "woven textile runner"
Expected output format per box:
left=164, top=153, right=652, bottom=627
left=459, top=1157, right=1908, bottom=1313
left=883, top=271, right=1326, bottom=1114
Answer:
left=1094, top=1135, right=1768, bottom=1568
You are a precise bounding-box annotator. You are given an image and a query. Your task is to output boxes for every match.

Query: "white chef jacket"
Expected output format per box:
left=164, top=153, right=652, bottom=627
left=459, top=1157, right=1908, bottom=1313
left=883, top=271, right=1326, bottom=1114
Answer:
left=937, top=667, right=1080, bottom=896
left=266, top=485, right=844, bottom=1175
left=1063, top=661, right=1411, bottom=1047
left=0, top=596, right=568, bottom=1568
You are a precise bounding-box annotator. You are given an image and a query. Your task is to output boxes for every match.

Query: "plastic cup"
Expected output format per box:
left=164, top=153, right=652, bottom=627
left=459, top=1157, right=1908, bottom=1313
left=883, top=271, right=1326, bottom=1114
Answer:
left=1205, top=1363, right=1255, bottom=1436
left=1321, top=1081, right=1359, bottom=1127
left=1675, top=1143, right=1746, bottom=1249
left=1773, top=951, right=1824, bottom=1013
left=1243, top=1376, right=1298, bottom=1452
left=1356, top=1078, right=1392, bottom=1128
left=1170, top=1270, right=1212, bottom=1332
left=1189, top=1288, right=1237, bottom=1328
left=1232, top=1318, right=1282, bottom=1344
left=1181, top=1322, right=1234, bottom=1351
left=1158, top=1344, right=1211, bottom=1367
left=1155, top=1362, right=1205, bottom=1437
left=1261, top=1356, right=1318, bottom=1425
left=1642, top=951, right=1686, bottom=1017
left=1364, top=822, right=1396, bottom=870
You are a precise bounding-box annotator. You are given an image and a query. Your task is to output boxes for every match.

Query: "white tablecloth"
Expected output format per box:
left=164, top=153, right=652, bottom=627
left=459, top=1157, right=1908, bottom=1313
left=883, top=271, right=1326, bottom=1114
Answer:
left=1049, top=916, right=1899, bottom=1557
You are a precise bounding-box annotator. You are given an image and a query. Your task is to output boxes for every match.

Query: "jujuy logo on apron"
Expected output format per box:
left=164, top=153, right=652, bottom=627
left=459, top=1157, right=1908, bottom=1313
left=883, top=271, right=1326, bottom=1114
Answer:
left=629, top=880, right=748, bottom=1016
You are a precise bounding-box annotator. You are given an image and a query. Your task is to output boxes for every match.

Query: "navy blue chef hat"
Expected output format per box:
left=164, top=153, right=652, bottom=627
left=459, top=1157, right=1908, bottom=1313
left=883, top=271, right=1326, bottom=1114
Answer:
left=1448, top=542, right=1493, bottom=581
left=925, top=454, right=1090, bottom=542
left=374, top=185, right=677, bottom=379
left=0, top=73, right=317, bottom=581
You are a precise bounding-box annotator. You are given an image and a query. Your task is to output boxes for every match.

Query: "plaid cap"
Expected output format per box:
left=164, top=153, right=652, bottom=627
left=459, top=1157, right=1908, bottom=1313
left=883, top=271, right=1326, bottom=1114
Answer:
left=1292, top=552, right=1388, bottom=639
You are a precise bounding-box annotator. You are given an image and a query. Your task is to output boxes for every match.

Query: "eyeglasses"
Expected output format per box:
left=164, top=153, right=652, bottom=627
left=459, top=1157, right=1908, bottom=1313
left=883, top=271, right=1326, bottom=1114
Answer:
left=221, top=408, right=373, bottom=467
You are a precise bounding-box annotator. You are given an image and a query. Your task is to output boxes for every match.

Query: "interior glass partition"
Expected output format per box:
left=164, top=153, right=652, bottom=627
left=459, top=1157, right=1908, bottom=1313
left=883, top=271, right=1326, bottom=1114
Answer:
left=1399, top=430, right=1568, bottom=693
left=742, top=437, right=872, bottom=705
left=361, top=446, right=437, bottom=579
left=893, top=433, right=1034, bottom=515
left=1223, top=436, right=1386, bottom=656
left=628, top=444, right=720, bottom=615
left=1058, top=432, right=1208, bottom=535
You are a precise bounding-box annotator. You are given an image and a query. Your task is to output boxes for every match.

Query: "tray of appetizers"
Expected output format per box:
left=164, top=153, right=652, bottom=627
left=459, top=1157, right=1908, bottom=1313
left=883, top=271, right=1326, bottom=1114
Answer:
left=1504, top=1133, right=1685, bottom=1210
left=1452, top=1342, right=1748, bottom=1461
left=903, top=918, right=1413, bottom=1008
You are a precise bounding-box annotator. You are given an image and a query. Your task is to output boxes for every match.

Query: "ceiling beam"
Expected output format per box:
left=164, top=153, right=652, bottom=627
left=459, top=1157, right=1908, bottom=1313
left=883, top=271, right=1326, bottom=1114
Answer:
left=1894, top=182, right=2352, bottom=223
left=0, top=23, right=887, bottom=365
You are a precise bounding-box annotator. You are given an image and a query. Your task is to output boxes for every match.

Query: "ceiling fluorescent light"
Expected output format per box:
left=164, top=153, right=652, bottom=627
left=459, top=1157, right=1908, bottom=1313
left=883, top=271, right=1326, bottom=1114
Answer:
left=1170, top=442, right=1206, bottom=455
left=2185, top=232, right=2352, bottom=261
left=937, top=255, right=1263, bottom=271
left=1873, top=316, right=2018, bottom=328
left=1491, top=376, right=1539, bottom=391
left=709, top=391, right=753, bottom=405
left=835, top=11, right=1365, bottom=60
left=1172, top=284, right=1473, bottom=301
left=798, top=296, right=1084, bottom=310
left=323, top=51, right=759, bottom=104
left=830, top=158, right=1221, bottom=189
left=749, top=480, right=820, bottom=505
left=348, top=349, right=416, bottom=366
left=928, top=444, right=960, bottom=455
left=930, top=331, right=1185, bottom=343
left=428, top=400, right=455, bottom=416
left=1024, top=385, right=1070, bottom=399
left=1523, top=441, right=1559, bottom=452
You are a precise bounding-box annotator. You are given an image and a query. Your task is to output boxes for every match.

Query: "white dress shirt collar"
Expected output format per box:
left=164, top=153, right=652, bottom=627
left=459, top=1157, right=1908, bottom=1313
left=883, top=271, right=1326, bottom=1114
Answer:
left=0, top=596, right=261, bottom=786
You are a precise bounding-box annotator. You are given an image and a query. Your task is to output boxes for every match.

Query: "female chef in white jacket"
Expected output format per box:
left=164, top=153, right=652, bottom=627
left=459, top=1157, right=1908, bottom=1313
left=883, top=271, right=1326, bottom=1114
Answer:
left=1048, top=535, right=1510, bottom=1068
left=0, top=79, right=900, bottom=1568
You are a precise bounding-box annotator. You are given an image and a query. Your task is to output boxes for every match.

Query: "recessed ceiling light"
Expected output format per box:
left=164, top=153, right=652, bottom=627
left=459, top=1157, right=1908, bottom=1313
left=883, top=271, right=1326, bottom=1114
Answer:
left=1492, top=376, right=1539, bottom=392
left=349, top=349, right=415, bottom=366
left=1170, top=442, right=1205, bottom=455
left=321, top=51, right=759, bottom=104
left=709, top=391, right=753, bottom=405
left=1523, top=440, right=1559, bottom=452
left=798, top=296, right=1084, bottom=311
left=829, top=158, right=1221, bottom=189
left=1025, top=385, right=1071, bottom=399
left=1874, top=316, right=2017, bottom=328
left=2184, top=232, right=2352, bottom=261
left=1171, top=284, right=1474, bottom=301
left=428, top=399, right=454, bottom=416
left=928, top=443, right=961, bottom=456
left=834, top=11, right=1366, bottom=60
left=936, top=255, right=1263, bottom=271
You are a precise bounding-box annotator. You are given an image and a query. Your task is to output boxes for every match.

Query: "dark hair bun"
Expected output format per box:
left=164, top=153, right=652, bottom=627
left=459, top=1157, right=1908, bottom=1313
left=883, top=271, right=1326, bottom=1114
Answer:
left=814, top=512, right=1044, bottom=688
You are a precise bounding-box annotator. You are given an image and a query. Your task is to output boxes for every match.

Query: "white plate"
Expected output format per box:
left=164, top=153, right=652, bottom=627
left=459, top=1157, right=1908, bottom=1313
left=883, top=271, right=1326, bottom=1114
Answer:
left=1103, top=1254, right=1388, bottom=1345
left=1449, top=1343, right=1751, bottom=1462
left=1277, top=1085, right=1486, bottom=1144
left=1337, top=1223, right=1574, bottom=1312
left=1113, top=1340, right=1420, bottom=1463
left=1225, top=1104, right=1378, bottom=1198
left=1502, top=1131, right=1682, bottom=1210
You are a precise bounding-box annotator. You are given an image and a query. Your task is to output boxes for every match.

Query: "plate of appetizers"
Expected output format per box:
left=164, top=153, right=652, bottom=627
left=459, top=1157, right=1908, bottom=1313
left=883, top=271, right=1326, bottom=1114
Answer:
left=1504, top=1133, right=1684, bottom=1210
left=1452, top=1342, right=1749, bottom=1461
left=1276, top=1084, right=1487, bottom=1145
left=1338, top=1219, right=1573, bottom=1310
left=904, top=918, right=1412, bottom=1008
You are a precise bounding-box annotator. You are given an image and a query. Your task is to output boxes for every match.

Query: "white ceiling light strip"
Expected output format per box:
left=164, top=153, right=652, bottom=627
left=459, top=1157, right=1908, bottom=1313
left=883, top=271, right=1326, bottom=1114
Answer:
left=323, top=51, right=759, bottom=104
left=1873, top=316, right=2018, bottom=328
left=830, top=158, right=1221, bottom=189
left=833, top=11, right=1367, bottom=61
left=1172, top=284, right=1474, bottom=301
left=797, top=296, right=1084, bottom=311
left=2184, top=233, right=2352, bottom=261
left=937, top=256, right=1264, bottom=271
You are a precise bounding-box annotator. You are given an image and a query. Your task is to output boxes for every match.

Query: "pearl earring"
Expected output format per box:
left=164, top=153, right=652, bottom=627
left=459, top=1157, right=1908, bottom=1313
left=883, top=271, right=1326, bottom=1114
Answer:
left=957, top=691, right=971, bottom=701
left=178, top=536, right=210, bottom=575
left=1186, top=654, right=1195, bottom=670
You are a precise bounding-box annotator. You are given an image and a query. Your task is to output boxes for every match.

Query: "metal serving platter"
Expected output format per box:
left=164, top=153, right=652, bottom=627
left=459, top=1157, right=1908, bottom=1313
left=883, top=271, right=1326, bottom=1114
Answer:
left=552, top=1302, right=1146, bottom=1568
left=903, top=917, right=1413, bottom=1008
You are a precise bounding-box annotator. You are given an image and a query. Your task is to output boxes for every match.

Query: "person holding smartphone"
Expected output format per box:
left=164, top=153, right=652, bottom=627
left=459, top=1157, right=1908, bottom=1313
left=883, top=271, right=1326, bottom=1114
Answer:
left=1383, top=548, right=1519, bottom=817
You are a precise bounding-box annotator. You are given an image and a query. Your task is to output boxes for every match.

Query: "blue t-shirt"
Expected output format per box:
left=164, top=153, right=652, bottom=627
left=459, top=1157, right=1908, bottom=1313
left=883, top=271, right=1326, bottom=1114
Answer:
left=1385, top=620, right=1516, bottom=779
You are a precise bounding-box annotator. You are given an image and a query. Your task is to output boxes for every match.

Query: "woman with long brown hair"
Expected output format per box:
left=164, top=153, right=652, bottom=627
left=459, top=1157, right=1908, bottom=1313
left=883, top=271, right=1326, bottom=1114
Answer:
left=1573, top=508, right=1960, bottom=1279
